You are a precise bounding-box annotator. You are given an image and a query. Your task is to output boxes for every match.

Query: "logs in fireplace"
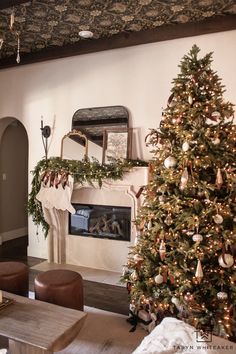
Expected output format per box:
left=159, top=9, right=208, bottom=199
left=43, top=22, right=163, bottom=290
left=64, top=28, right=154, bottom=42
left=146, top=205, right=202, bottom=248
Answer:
left=69, top=203, right=131, bottom=241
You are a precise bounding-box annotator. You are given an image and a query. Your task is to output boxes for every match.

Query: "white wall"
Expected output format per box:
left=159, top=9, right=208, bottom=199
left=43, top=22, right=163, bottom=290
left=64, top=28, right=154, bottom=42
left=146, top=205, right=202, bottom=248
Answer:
left=0, top=30, right=235, bottom=259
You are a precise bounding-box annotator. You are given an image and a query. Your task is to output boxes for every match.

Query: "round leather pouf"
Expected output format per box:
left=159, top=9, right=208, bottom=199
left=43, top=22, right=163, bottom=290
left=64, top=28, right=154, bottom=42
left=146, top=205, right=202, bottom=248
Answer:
left=34, top=269, right=84, bottom=311
left=0, top=261, right=29, bottom=296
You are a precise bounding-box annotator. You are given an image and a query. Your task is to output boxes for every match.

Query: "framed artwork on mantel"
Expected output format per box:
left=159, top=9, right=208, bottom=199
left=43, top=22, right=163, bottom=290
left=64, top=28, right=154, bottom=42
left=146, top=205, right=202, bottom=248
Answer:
left=102, top=128, right=132, bottom=164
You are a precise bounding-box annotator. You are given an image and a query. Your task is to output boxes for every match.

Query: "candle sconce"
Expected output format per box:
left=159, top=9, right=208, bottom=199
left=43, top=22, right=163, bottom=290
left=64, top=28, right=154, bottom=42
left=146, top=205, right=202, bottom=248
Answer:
left=40, top=118, right=51, bottom=161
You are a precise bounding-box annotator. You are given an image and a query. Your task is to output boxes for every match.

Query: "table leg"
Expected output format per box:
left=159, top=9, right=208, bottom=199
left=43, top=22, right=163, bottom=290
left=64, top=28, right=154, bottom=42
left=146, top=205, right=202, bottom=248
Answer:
left=9, top=339, right=53, bottom=354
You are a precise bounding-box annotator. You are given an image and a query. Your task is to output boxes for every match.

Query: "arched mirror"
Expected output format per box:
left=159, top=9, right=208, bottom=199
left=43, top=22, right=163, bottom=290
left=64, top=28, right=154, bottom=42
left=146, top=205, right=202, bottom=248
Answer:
left=61, top=106, right=129, bottom=162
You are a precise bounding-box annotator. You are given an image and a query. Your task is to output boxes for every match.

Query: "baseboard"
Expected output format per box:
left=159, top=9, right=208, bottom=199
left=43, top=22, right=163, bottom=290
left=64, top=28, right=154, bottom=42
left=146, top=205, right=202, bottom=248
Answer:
left=0, top=227, right=28, bottom=244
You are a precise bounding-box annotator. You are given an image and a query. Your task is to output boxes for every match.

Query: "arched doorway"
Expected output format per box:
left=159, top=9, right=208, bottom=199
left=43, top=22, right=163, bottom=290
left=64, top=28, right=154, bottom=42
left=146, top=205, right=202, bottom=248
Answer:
left=0, top=117, right=28, bottom=259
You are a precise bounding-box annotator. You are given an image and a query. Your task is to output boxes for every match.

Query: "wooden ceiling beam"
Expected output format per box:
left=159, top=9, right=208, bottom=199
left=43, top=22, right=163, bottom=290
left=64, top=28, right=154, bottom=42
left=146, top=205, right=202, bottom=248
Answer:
left=0, top=14, right=236, bottom=70
left=0, top=0, right=30, bottom=10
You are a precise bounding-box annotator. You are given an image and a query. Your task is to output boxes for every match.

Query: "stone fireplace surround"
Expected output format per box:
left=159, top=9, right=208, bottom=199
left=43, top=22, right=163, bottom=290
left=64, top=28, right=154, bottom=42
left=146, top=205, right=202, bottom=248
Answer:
left=45, top=167, right=149, bottom=272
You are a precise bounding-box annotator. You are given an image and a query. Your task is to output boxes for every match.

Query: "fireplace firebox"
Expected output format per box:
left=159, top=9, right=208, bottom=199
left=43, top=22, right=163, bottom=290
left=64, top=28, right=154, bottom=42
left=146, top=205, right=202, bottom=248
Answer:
left=69, top=203, right=131, bottom=241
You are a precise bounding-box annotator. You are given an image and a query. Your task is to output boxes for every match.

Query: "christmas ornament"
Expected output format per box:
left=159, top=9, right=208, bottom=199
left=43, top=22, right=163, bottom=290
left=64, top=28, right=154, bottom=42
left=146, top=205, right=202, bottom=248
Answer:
left=234, top=217, right=236, bottom=222
left=172, top=117, right=182, bottom=124
left=147, top=220, right=153, bottom=230
left=164, top=214, right=173, bottom=226
left=186, top=231, right=194, bottom=236
left=159, top=195, right=166, bottom=204
left=184, top=292, right=194, bottom=302
left=218, top=254, right=234, bottom=268
left=171, top=297, right=180, bottom=307
left=130, top=270, right=138, bottom=281
left=211, top=111, right=221, bottom=121
left=133, top=254, right=144, bottom=262
left=154, top=274, right=164, bottom=284
left=212, top=137, right=220, bottom=145
left=215, top=168, right=223, bottom=189
left=195, top=259, right=203, bottom=283
left=164, top=156, right=177, bottom=168
left=192, top=233, right=203, bottom=243
left=213, top=214, right=223, bottom=224
left=159, top=240, right=166, bottom=260
left=156, top=138, right=165, bottom=150
left=217, top=292, right=228, bottom=301
left=188, top=95, right=193, bottom=105
left=179, top=167, right=189, bottom=190
left=171, top=297, right=183, bottom=312
left=182, top=141, right=190, bottom=152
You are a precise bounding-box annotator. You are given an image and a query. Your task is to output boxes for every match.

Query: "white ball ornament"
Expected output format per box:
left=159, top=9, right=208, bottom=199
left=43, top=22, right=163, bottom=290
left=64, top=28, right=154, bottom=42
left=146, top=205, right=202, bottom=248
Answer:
left=213, top=214, right=223, bottom=224
left=171, top=297, right=180, bottom=307
left=211, top=111, right=221, bottom=120
left=164, top=156, right=177, bottom=168
left=154, top=274, right=164, bottom=284
left=212, top=137, right=220, bottom=145
left=192, top=234, right=203, bottom=243
left=182, top=141, right=190, bottom=152
left=217, top=292, right=228, bottom=301
left=218, top=254, right=234, bottom=268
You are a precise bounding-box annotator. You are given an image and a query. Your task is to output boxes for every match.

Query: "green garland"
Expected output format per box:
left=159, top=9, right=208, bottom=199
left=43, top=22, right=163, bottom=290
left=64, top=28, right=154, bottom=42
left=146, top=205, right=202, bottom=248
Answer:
left=28, top=156, right=148, bottom=237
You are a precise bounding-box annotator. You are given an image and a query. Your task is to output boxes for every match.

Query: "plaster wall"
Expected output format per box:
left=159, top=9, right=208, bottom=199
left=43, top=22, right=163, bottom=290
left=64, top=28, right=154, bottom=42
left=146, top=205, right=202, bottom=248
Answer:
left=0, top=30, right=235, bottom=259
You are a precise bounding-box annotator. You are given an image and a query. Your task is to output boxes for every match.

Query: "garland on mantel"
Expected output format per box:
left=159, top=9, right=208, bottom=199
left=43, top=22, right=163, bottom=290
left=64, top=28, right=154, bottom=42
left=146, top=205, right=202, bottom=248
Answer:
left=28, top=156, right=148, bottom=237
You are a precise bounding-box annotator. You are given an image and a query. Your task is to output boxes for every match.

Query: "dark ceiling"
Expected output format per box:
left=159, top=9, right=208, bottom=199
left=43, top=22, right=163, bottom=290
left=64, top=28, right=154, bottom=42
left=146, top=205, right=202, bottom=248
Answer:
left=0, top=0, right=236, bottom=69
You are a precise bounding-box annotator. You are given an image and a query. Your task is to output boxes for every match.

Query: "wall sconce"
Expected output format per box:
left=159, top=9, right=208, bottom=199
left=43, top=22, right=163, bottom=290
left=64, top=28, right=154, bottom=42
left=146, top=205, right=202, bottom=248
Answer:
left=40, top=117, right=51, bottom=161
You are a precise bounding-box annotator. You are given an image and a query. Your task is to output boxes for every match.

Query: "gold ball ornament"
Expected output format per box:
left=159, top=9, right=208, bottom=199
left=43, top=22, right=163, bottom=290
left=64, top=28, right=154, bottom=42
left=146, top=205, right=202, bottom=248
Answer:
left=217, top=291, right=228, bottom=301
left=164, top=156, right=177, bottom=168
left=192, top=234, right=203, bottom=243
left=213, top=214, right=223, bottom=224
left=218, top=254, right=234, bottom=268
left=154, top=274, right=164, bottom=284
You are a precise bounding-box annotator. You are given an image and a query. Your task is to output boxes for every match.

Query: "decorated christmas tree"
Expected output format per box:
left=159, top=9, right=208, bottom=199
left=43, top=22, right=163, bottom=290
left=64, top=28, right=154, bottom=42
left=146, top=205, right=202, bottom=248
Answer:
left=122, top=45, right=236, bottom=339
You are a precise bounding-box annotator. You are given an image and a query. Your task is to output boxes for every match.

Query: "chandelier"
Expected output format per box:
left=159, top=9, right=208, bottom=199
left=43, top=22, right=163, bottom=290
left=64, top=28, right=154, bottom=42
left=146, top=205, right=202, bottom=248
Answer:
left=0, top=9, right=21, bottom=64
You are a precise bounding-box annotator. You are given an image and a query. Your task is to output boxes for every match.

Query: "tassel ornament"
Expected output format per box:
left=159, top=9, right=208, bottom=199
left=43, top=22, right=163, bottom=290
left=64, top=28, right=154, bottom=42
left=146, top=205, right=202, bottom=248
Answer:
left=179, top=167, right=189, bottom=190
left=159, top=240, right=166, bottom=260
left=215, top=168, right=223, bottom=189
left=195, top=259, right=203, bottom=283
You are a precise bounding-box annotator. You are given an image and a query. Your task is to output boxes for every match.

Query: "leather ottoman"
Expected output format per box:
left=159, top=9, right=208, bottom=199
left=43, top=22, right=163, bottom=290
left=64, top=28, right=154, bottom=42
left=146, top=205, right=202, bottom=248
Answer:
left=0, top=261, right=29, bottom=296
left=34, top=269, right=84, bottom=311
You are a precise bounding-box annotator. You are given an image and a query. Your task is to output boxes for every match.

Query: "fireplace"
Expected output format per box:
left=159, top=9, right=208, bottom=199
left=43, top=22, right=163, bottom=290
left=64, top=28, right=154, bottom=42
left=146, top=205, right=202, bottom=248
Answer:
left=45, top=166, right=149, bottom=271
left=69, top=203, right=131, bottom=241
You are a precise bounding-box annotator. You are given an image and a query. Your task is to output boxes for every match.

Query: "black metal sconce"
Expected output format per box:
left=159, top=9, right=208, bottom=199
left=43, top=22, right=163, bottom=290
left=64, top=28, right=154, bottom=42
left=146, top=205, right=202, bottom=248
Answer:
left=40, top=117, right=51, bottom=161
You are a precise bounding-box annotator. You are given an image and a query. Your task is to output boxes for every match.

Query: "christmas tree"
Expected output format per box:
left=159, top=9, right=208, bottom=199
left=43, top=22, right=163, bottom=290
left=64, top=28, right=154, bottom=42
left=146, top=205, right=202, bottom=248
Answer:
left=122, top=45, right=236, bottom=339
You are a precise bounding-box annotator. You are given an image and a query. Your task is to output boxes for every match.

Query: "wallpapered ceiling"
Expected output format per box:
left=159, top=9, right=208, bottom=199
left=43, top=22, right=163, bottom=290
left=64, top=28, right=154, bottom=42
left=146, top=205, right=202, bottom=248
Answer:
left=0, top=0, right=235, bottom=60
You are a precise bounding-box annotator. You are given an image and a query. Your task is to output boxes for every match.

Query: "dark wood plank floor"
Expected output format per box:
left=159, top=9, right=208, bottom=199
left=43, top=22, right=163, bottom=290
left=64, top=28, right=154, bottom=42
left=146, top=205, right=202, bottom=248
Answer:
left=0, top=236, right=129, bottom=315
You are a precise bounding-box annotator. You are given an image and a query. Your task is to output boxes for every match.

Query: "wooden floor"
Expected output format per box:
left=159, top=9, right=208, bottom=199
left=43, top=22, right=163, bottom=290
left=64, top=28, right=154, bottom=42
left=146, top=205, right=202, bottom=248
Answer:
left=0, top=236, right=129, bottom=315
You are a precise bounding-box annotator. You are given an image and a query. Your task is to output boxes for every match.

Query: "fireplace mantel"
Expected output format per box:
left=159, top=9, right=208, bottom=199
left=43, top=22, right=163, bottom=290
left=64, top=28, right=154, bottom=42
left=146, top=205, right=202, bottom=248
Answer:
left=46, top=166, right=149, bottom=272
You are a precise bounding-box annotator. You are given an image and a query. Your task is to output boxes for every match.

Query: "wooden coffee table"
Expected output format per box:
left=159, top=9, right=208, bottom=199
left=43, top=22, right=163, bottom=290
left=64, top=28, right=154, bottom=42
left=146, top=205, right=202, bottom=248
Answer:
left=0, top=291, right=87, bottom=354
